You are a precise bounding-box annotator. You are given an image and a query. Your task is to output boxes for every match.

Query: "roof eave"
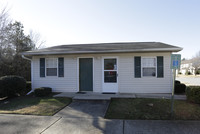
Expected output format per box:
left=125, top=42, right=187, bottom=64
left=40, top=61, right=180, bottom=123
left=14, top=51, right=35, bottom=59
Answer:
left=21, top=48, right=182, bottom=56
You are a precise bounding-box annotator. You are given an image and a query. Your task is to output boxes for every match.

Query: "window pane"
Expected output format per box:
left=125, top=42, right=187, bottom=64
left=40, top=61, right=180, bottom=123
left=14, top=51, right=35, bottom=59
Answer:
left=143, top=68, right=156, bottom=76
left=47, top=68, right=57, bottom=76
left=104, top=59, right=117, bottom=70
left=104, top=71, right=117, bottom=83
left=142, top=58, right=156, bottom=67
left=46, top=58, right=57, bottom=68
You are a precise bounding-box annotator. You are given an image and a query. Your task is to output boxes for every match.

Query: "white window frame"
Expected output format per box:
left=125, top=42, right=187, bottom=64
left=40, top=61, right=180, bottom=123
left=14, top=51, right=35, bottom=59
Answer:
left=141, top=57, right=157, bottom=77
left=103, top=57, right=118, bottom=83
left=45, top=58, right=58, bottom=76
left=102, top=56, right=118, bottom=93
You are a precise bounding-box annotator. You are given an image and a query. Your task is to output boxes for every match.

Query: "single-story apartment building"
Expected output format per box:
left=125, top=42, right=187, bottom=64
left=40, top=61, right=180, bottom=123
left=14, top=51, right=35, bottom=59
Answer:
left=22, top=42, right=182, bottom=93
left=179, top=59, right=195, bottom=75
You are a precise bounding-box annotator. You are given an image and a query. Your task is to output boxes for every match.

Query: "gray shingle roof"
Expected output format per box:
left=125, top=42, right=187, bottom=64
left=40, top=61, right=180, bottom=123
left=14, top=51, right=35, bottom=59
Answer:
left=22, top=42, right=182, bottom=56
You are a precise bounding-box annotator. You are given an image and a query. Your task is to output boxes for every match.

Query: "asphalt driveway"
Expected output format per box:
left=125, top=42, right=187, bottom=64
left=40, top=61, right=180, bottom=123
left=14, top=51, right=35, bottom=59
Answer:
left=176, top=75, right=200, bottom=86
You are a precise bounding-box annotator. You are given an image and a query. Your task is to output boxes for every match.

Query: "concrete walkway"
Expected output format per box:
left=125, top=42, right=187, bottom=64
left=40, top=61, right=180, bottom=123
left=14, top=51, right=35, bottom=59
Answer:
left=54, top=92, right=186, bottom=100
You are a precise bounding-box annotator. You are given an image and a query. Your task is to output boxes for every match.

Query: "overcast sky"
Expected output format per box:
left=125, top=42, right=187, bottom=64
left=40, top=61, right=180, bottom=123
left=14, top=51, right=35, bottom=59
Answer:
left=1, top=0, right=200, bottom=59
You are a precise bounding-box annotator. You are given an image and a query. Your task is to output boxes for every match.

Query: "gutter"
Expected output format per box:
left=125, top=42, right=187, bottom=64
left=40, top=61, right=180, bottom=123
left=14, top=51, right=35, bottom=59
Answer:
left=21, top=55, right=34, bottom=95
left=21, top=48, right=183, bottom=56
left=27, top=89, right=34, bottom=95
left=21, top=55, right=32, bottom=61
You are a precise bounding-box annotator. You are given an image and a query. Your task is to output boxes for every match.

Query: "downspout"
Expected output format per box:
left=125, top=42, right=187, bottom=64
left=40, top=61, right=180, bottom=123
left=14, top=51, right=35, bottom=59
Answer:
left=21, top=55, right=34, bottom=95
left=22, top=55, right=31, bottom=61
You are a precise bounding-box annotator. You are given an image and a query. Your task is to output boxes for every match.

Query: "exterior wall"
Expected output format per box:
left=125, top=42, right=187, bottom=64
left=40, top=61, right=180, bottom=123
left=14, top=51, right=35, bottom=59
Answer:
left=118, top=53, right=172, bottom=93
left=32, top=52, right=172, bottom=93
left=180, top=69, right=186, bottom=75
left=180, top=63, right=195, bottom=75
left=32, top=55, right=77, bottom=92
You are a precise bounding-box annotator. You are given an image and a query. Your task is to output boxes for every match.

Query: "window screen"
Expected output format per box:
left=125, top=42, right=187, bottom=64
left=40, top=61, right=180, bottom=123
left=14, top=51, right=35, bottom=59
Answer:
left=46, top=58, right=57, bottom=76
left=142, top=58, right=156, bottom=77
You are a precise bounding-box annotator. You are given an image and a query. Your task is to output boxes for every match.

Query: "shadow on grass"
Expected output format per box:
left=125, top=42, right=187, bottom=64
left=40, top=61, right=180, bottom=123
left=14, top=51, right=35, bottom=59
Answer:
left=0, top=93, right=72, bottom=116
left=105, top=98, right=200, bottom=120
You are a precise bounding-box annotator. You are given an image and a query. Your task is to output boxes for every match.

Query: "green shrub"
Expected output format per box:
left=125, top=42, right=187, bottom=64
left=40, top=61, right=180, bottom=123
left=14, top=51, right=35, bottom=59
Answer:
left=174, top=80, right=186, bottom=94
left=0, top=75, right=26, bottom=97
left=175, top=80, right=181, bottom=84
left=34, top=87, right=52, bottom=97
left=186, top=86, right=200, bottom=104
left=20, top=81, right=32, bottom=96
left=0, top=80, right=4, bottom=97
left=185, top=70, right=192, bottom=75
left=175, top=83, right=186, bottom=94
left=195, top=70, right=200, bottom=75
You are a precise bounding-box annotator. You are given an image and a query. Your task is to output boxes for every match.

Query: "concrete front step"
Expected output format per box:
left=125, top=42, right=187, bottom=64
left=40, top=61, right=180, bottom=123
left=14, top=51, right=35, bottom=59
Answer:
left=73, top=95, right=111, bottom=100
left=54, top=92, right=186, bottom=100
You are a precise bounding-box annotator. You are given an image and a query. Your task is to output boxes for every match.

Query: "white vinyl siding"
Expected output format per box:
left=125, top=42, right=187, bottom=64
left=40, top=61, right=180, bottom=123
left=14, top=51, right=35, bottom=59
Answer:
left=31, top=52, right=172, bottom=93
left=118, top=53, right=172, bottom=93
left=93, top=57, right=102, bottom=92
left=32, top=56, right=77, bottom=92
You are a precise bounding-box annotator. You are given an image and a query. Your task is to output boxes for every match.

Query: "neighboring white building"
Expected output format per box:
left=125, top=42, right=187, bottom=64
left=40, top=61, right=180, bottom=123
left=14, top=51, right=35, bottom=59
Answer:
left=180, top=60, right=195, bottom=75
left=22, top=42, right=182, bottom=94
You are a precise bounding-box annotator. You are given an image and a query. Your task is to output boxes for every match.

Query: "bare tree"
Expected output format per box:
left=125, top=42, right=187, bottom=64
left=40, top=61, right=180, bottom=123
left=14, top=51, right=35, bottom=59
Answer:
left=192, top=50, right=200, bottom=75
left=29, top=30, right=45, bottom=49
left=0, top=6, right=11, bottom=63
left=0, top=6, right=9, bottom=44
left=0, top=6, right=45, bottom=80
left=0, top=6, right=10, bottom=32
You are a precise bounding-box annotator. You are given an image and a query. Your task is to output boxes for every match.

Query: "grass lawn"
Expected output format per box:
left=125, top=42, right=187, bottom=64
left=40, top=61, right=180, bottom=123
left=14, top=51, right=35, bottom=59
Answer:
left=105, top=98, right=200, bottom=120
left=0, top=95, right=72, bottom=116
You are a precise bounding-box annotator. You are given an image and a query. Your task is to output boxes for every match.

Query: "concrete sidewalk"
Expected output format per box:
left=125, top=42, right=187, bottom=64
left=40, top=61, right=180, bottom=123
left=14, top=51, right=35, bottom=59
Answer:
left=54, top=92, right=186, bottom=100
left=44, top=119, right=200, bottom=134
left=43, top=117, right=123, bottom=134
left=0, top=114, right=60, bottom=134
left=125, top=120, right=200, bottom=134
left=1, top=114, right=200, bottom=134
left=54, top=100, right=109, bottom=118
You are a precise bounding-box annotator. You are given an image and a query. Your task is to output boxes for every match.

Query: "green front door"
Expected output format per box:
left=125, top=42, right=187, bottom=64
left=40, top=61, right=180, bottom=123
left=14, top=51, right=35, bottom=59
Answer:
left=79, top=58, right=93, bottom=91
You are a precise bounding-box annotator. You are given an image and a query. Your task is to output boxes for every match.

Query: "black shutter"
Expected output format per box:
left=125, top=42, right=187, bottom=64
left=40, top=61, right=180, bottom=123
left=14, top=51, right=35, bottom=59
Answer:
left=157, top=56, right=164, bottom=78
left=58, top=57, right=64, bottom=77
left=40, top=58, right=45, bottom=77
left=134, top=57, right=141, bottom=78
